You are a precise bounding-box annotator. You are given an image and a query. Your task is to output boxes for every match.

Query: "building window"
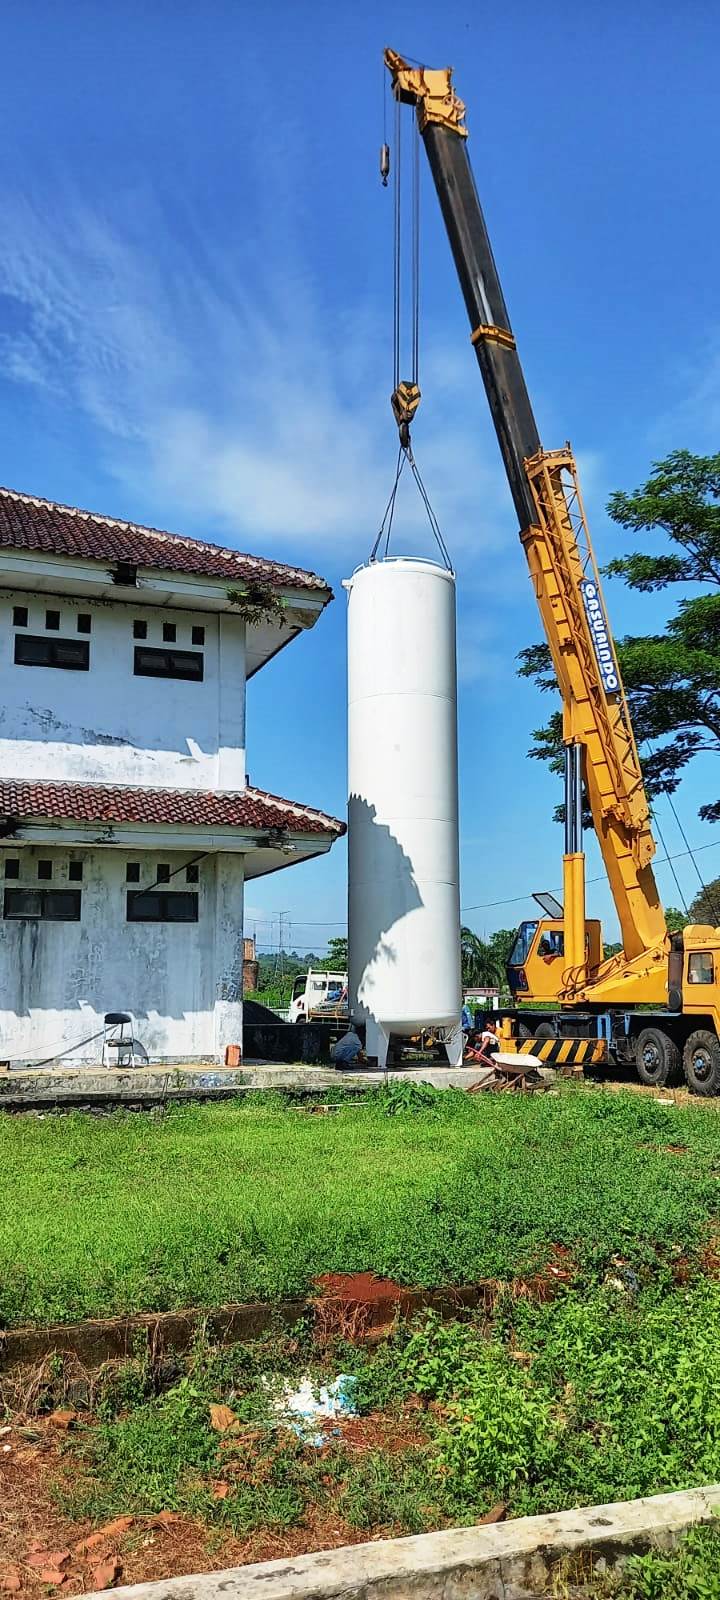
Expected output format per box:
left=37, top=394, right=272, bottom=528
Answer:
left=127, top=890, right=198, bottom=923
left=77, top=614, right=92, bottom=634
left=45, top=609, right=60, bottom=631
left=688, top=951, right=714, bottom=985
left=133, top=646, right=203, bottom=682
left=37, top=860, right=52, bottom=881
left=4, top=859, right=19, bottom=879
left=68, top=861, right=83, bottom=882
left=162, top=622, right=177, bottom=643
left=12, top=606, right=28, bottom=628
left=15, top=635, right=90, bottom=671
left=156, top=864, right=170, bottom=883
left=126, top=862, right=140, bottom=883
left=4, top=888, right=81, bottom=921
left=133, top=620, right=147, bottom=640
left=185, top=863, right=199, bottom=883
left=192, top=625, right=205, bottom=646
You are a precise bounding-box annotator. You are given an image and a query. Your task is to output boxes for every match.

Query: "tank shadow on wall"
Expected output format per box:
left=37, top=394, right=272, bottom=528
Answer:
left=348, top=794, right=423, bottom=1022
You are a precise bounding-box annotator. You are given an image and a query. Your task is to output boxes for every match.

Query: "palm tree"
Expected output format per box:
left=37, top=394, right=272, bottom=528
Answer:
left=460, top=926, right=507, bottom=989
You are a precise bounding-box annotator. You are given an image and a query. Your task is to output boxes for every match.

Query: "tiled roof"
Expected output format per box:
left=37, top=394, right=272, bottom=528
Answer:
left=0, top=487, right=330, bottom=593
left=0, top=781, right=345, bottom=836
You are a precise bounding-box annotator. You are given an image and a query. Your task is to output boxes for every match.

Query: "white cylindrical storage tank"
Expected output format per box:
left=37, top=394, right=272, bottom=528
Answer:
left=345, top=557, right=462, bottom=1066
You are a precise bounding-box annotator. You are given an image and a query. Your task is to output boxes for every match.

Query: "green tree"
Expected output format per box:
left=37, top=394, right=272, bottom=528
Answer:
left=322, top=936, right=348, bottom=970
left=518, top=450, right=720, bottom=822
left=688, top=876, right=720, bottom=926
left=460, top=927, right=513, bottom=989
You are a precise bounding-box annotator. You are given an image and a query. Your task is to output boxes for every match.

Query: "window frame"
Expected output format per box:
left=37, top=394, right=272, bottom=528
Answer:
left=14, top=634, right=90, bottom=672
left=126, top=889, right=199, bottom=923
left=688, top=951, right=714, bottom=985
left=133, top=645, right=204, bottom=682
left=4, top=887, right=82, bottom=921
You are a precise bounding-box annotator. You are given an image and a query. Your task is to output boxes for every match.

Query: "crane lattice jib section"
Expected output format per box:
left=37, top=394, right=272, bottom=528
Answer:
left=521, top=448, right=654, bottom=872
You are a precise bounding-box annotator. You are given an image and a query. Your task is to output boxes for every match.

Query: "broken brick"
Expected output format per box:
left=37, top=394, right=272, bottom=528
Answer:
left=75, top=1518, right=133, bottom=1555
left=91, top=1557, right=123, bottom=1591
left=25, top=1552, right=70, bottom=1573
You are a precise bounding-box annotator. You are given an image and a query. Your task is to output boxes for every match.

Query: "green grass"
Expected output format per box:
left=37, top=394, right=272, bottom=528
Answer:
left=2, top=1086, right=720, bottom=1326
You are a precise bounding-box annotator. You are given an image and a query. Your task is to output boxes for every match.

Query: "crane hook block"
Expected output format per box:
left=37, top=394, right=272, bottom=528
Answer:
left=391, top=381, right=421, bottom=446
left=380, top=142, right=390, bottom=186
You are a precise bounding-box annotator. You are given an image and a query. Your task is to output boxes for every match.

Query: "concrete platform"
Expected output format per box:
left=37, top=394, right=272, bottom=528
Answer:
left=0, top=1060, right=497, bottom=1111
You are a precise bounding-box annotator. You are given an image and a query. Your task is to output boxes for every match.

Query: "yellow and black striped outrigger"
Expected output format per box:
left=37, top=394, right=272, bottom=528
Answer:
left=516, top=1036, right=607, bottom=1066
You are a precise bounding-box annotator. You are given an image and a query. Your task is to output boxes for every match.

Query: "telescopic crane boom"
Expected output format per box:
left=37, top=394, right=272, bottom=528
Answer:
left=384, top=48, right=668, bottom=1000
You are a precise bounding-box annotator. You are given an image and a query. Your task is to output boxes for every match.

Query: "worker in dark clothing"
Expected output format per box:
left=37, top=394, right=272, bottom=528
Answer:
left=330, top=1022, right=363, bottom=1068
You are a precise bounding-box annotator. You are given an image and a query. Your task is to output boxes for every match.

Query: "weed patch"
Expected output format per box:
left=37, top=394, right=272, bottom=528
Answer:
left=51, top=1278, right=720, bottom=1546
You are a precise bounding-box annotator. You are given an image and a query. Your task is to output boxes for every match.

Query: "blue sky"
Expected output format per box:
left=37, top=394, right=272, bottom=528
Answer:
left=1, top=0, right=719, bottom=956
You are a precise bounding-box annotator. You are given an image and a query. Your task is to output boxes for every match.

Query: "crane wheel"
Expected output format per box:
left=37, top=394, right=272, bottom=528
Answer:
left=683, top=1030, right=720, bottom=1097
left=635, top=1027, right=682, bottom=1088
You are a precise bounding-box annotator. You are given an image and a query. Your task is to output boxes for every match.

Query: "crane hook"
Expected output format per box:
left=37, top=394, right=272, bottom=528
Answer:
left=380, top=142, right=390, bottom=186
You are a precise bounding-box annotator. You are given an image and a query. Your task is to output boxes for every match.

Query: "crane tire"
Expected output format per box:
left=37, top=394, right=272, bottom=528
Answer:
left=635, top=1027, right=682, bottom=1088
left=683, top=1030, right=720, bottom=1097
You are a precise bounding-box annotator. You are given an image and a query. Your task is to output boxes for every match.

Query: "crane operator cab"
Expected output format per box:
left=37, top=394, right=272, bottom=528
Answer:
left=507, top=918, right=603, bottom=1001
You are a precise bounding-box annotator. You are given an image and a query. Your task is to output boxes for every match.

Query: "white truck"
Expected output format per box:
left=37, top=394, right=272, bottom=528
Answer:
left=289, top=970, right=348, bottom=1024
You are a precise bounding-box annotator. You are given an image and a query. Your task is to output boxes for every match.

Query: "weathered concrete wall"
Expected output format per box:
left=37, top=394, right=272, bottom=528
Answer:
left=0, top=847, right=244, bottom=1063
left=0, top=590, right=246, bottom=790
left=82, top=1486, right=720, bottom=1600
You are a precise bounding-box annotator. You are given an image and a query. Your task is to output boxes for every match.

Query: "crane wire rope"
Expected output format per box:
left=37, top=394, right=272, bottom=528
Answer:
left=393, top=89, right=402, bottom=396
left=648, top=801, right=690, bottom=915
left=643, top=736, right=720, bottom=921
left=373, top=98, right=451, bottom=570
left=664, top=785, right=720, bottom=923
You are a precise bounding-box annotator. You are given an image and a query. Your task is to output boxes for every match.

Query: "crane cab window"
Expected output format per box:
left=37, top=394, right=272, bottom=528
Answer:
left=688, top=951, right=714, bottom=985
left=508, top=922, right=538, bottom=966
left=538, top=930, right=564, bottom=958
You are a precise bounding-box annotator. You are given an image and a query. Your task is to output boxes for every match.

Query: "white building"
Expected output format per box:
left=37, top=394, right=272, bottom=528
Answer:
left=0, top=486, right=344, bottom=1066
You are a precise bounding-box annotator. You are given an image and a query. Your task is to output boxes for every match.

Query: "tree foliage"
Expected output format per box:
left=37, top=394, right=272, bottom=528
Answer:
left=688, top=874, right=720, bottom=927
left=461, top=927, right=515, bottom=989
left=518, top=450, right=720, bottom=823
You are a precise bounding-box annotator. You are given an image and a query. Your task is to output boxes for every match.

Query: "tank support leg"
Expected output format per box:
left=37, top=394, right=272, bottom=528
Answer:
left=365, top=1019, right=390, bottom=1070
left=444, top=1025, right=465, bottom=1067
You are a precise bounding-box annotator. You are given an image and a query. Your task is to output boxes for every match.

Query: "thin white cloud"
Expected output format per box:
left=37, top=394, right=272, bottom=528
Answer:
left=0, top=187, right=511, bottom=567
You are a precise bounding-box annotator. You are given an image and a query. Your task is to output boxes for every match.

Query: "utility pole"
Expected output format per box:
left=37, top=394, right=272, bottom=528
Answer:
left=277, top=911, right=289, bottom=981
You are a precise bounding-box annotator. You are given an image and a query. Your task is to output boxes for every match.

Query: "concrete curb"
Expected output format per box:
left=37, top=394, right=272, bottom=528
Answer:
left=1, top=1283, right=498, bottom=1370
left=82, top=1485, right=720, bottom=1600
left=0, top=1061, right=495, bottom=1111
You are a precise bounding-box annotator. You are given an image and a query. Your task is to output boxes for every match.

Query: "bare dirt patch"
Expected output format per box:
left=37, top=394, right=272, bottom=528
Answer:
left=0, top=1417, right=373, bottom=1595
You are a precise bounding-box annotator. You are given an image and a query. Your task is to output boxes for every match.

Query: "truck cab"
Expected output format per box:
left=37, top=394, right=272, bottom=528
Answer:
left=507, top=918, right=603, bottom=1001
left=289, top=970, right=348, bottom=1023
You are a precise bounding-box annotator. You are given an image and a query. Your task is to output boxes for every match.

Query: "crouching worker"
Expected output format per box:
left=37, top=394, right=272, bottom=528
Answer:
left=330, top=1020, right=364, bottom=1069
left=464, top=1015, right=501, bottom=1065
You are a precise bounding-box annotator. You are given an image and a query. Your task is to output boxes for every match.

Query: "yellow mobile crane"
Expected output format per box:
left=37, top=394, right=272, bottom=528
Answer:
left=385, top=48, right=720, bottom=1093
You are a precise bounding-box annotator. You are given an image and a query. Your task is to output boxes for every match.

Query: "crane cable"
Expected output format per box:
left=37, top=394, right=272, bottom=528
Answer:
left=643, top=737, right=720, bottom=922
left=372, top=96, right=451, bottom=570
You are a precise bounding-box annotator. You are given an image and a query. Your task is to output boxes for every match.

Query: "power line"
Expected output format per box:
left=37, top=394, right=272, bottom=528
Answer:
left=461, top=836, right=720, bottom=915
left=268, top=835, right=720, bottom=928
